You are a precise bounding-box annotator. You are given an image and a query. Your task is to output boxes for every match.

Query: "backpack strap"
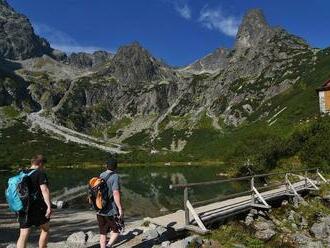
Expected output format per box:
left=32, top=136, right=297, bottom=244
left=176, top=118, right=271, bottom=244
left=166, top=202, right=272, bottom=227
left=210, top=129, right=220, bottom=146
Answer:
left=102, top=171, right=115, bottom=183
left=27, top=169, right=37, bottom=176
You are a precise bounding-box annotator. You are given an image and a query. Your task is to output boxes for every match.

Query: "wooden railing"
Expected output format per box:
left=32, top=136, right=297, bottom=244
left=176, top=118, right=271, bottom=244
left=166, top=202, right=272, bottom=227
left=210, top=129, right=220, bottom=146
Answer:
left=169, top=168, right=328, bottom=233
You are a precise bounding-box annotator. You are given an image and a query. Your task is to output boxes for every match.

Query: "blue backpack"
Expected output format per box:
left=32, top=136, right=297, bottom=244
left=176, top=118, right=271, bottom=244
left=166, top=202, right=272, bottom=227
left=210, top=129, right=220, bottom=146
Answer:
left=5, top=170, right=36, bottom=212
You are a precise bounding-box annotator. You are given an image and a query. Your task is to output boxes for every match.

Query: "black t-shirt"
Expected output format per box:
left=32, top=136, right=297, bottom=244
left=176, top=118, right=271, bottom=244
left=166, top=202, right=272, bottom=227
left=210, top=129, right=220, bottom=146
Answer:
left=24, top=168, right=49, bottom=204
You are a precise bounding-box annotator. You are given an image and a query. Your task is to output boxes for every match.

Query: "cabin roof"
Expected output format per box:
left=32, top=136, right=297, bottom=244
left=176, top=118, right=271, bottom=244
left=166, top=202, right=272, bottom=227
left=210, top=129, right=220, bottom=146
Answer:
left=317, top=79, right=330, bottom=92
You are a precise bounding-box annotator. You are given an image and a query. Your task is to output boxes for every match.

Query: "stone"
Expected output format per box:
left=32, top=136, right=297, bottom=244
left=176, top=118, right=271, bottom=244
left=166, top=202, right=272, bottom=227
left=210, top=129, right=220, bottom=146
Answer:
left=142, top=228, right=159, bottom=241
left=161, top=241, right=171, bottom=247
left=300, top=217, right=308, bottom=229
left=67, top=231, right=87, bottom=244
left=253, top=218, right=276, bottom=241
left=86, top=231, right=99, bottom=244
left=281, top=200, right=289, bottom=206
left=292, top=233, right=312, bottom=245
left=310, top=218, right=330, bottom=239
left=303, top=241, right=324, bottom=248
left=255, top=229, right=276, bottom=241
left=249, top=209, right=258, bottom=216
left=245, top=215, right=254, bottom=226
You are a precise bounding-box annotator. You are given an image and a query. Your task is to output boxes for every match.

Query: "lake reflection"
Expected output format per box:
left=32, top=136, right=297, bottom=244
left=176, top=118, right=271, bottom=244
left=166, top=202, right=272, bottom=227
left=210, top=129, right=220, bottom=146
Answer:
left=0, top=165, right=248, bottom=218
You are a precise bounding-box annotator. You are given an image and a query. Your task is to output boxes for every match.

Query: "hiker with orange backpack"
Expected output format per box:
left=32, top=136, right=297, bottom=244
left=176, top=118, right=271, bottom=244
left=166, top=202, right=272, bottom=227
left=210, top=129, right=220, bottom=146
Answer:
left=88, top=158, right=124, bottom=248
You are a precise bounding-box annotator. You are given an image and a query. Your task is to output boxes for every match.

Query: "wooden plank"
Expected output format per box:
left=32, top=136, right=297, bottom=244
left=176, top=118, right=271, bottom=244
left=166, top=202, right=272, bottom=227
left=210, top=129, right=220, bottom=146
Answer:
left=253, top=186, right=270, bottom=208
left=306, top=177, right=319, bottom=190
left=184, top=187, right=189, bottom=225
left=186, top=200, right=208, bottom=232
left=251, top=204, right=271, bottom=209
left=317, top=171, right=328, bottom=183
left=185, top=225, right=209, bottom=234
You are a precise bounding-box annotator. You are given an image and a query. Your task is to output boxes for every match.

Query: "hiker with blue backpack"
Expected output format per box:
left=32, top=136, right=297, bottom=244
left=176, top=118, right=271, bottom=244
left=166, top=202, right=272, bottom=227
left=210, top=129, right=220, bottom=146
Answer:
left=6, top=155, right=52, bottom=248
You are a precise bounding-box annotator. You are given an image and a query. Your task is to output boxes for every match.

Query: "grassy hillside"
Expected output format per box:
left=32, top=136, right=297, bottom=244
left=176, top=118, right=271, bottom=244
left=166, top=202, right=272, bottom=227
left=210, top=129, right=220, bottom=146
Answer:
left=122, top=48, right=330, bottom=172
left=0, top=119, right=109, bottom=168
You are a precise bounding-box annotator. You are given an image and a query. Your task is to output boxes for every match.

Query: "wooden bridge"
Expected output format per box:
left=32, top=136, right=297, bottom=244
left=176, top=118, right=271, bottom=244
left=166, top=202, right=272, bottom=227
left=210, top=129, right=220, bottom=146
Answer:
left=151, top=168, right=328, bottom=234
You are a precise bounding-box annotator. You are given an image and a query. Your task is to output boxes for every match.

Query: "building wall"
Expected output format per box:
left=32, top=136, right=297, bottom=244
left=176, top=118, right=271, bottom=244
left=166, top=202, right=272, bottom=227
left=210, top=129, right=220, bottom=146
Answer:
left=319, top=90, right=330, bottom=114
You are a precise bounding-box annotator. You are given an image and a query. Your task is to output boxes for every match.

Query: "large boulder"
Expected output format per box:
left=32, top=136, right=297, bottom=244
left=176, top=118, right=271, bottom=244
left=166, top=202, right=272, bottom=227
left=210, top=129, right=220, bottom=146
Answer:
left=310, top=217, right=330, bottom=239
left=253, top=217, right=276, bottom=241
left=66, top=231, right=87, bottom=247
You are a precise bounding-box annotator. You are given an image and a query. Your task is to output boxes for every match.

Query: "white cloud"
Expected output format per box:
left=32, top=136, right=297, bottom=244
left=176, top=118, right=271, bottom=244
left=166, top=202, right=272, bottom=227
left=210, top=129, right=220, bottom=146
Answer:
left=174, top=3, right=192, bottom=20
left=199, top=6, right=240, bottom=37
left=32, top=23, right=107, bottom=54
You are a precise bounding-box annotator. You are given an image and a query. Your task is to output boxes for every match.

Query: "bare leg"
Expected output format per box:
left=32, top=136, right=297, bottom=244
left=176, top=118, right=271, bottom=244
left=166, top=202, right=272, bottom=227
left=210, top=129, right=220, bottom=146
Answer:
left=100, top=234, right=107, bottom=248
left=39, top=223, right=50, bottom=248
left=107, top=231, right=119, bottom=247
left=17, top=228, right=31, bottom=248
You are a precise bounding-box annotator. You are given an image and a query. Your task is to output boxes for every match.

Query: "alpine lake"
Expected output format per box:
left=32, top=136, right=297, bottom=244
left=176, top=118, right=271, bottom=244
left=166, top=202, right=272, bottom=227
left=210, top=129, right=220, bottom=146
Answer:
left=0, top=165, right=249, bottom=218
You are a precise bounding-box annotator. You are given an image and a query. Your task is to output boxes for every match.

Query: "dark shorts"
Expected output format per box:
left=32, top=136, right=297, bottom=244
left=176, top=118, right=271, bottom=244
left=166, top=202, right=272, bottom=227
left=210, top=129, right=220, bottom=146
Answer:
left=97, top=215, right=120, bottom=235
left=18, top=203, right=49, bottom=229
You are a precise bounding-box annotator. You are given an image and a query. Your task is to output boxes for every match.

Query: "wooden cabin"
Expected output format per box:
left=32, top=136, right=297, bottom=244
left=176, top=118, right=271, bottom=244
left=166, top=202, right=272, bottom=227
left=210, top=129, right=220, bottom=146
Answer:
left=317, top=79, right=330, bottom=114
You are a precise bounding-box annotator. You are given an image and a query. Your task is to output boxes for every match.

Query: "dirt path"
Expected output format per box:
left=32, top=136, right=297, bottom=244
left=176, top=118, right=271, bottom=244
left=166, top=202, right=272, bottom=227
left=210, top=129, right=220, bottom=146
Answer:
left=0, top=204, right=147, bottom=248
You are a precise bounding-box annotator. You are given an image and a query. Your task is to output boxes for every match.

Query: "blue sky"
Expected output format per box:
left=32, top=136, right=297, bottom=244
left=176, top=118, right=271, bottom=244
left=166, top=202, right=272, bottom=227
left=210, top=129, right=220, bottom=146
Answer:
left=8, top=0, right=330, bottom=66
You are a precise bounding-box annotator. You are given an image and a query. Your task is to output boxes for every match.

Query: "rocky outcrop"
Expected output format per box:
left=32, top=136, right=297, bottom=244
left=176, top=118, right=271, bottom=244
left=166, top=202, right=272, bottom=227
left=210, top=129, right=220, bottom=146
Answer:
left=0, top=65, right=39, bottom=111
left=0, top=0, right=52, bottom=60
left=66, top=51, right=113, bottom=69
left=183, top=48, right=230, bottom=73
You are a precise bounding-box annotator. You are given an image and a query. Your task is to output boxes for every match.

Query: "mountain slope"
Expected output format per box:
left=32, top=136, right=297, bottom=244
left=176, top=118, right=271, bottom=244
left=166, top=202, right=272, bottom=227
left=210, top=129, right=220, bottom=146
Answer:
left=0, top=1, right=329, bottom=167
left=0, top=0, right=52, bottom=59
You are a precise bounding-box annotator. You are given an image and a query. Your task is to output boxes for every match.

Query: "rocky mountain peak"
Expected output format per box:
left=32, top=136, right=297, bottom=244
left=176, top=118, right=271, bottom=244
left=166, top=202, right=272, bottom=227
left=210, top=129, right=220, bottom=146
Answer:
left=114, top=42, right=154, bottom=62
left=104, top=42, right=167, bottom=84
left=0, top=0, right=52, bottom=60
left=235, top=9, right=271, bottom=50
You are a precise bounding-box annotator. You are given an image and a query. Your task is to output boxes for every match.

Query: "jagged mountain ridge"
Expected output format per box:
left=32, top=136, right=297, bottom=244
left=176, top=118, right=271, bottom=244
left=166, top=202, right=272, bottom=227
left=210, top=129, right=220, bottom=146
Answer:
left=0, top=2, right=324, bottom=154
left=0, top=0, right=52, bottom=60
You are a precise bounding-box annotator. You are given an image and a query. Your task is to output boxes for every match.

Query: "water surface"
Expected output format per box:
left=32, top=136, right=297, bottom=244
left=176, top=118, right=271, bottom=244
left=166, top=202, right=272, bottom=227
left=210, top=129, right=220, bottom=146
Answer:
left=0, top=165, right=248, bottom=217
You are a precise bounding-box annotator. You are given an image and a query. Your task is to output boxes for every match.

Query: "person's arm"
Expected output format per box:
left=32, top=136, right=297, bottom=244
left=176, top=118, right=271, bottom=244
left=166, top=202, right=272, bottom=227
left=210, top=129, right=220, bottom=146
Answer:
left=40, top=184, right=52, bottom=218
left=111, top=174, right=123, bottom=219
left=113, top=190, right=123, bottom=219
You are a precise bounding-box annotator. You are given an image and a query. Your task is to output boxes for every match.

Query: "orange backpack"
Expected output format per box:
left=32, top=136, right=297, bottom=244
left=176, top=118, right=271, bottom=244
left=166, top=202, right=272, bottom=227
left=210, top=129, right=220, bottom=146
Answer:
left=88, top=173, right=112, bottom=210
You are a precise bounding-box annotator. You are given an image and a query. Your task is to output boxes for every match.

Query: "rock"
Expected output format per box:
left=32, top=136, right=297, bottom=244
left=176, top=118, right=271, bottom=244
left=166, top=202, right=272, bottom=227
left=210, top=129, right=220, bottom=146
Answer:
left=310, top=217, right=330, bottom=239
left=292, top=233, right=312, bottom=245
left=184, top=48, right=230, bottom=73
left=281, top=200, right=289, bottom=206
left=292, top=196, right=300, bottom=208
left=160, top=207, right=169, bottom=212
left=232, top=244, right=247, bottom=248
left=52, top=200, right=68, bottom=209
left=161, top=241, right=171, bottom=247
left=300, top=217, right=308, bottom=229
left=250, top=209, right=258, bottom=216
left=0, top=0, right=52, bottom=59
left=66, top=231, right=87, bottom=246
left=245, top=215, right=254, bottom=226
left=253, top=217, right=276, bottom=241
left=6, top=244, right=16, bottom=248
left=303, top=241, right=324, bottom=248
left=291, top=223, right=298, bottom=230
left=86, top=231, right=99, bottom=244
left=143, top=228, right=159, bottom=241
left=169, top=240, right=185, bottom=248
left=255, top=229, right=276, bottom=241
left=66, top=51, right=113, bottom=69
